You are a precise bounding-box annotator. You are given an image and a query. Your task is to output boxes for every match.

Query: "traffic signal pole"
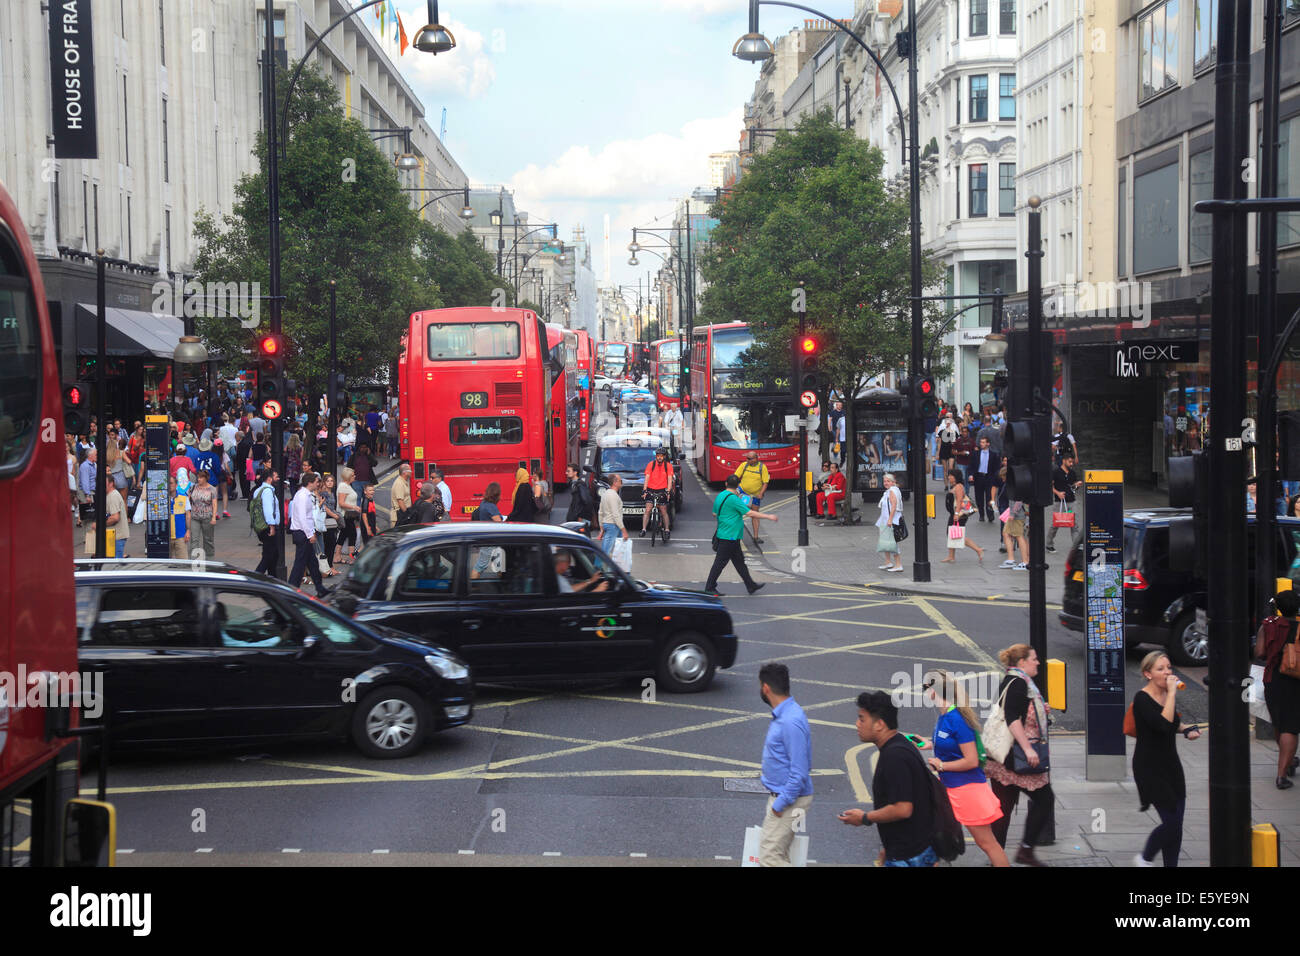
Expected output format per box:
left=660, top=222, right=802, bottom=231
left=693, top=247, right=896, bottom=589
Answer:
left=795, top=300, right=810, bottom=548
left=906, top=0, right=928, bottom=583
left=328, top=281, right=338, bottom=478
left=1025, top=201, right=1048, bottom=694
left=263, top=0, right=287, bottom=579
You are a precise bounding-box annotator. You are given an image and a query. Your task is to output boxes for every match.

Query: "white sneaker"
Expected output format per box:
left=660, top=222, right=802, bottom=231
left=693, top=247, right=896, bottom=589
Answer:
left=1134, top=853, right=1157, bottom=867
left=999, top=560, right=1016, bottom=569
left=879, top=564, right=892, bottom=570
left=887, top=565, right=905, bottom=573
left=1015, top=562, right=1028, bottom=570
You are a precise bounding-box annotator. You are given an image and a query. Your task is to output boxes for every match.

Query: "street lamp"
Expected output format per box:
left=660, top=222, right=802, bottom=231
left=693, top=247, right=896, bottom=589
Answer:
left=412, top=0, right=457, bottom=54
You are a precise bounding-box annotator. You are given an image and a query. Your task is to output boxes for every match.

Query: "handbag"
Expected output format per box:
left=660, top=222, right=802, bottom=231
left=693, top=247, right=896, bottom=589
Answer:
left=1010, top=738, right=1050, bottom=774
left=711, top=533, right=719, bottom=552
left=999, top=507, right=1011, bottom=523
left=947, top=523, right=965, bottom=547
left=892, top=515, right=908, bottom=542
left=1123, top=702, right=1137, bottom=738
left=1052, top=500, right=1076, bottom=528
left=981, top=683, right=1014, bottom=763
left=1282, top=632, right=1300, bottom=680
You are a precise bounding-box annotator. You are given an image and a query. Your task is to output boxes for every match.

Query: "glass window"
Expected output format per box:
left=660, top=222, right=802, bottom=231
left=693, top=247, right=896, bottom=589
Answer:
left=468, top=543, right=543, bottom=596
left=710, top=328, right=753, bottom=369
left=550, top=545, right=621, bottom=595
left=1000, top=0, right=1016, bottom=33
left=971, top=0, right=988, bottom=36
left=599, top=446, right=656, bottom=474
left=295, top=602, right=371, bottom=648
left=1133, top=162, right=1180, bottom=273
left=1189, top=150, right=1213, bottom=264
left=214, top=591, right=300, bottom=648
left=1288, top=0, right=1300, bottom=25
left=999, top=74, right=1016, bottom=120
left=1118, top=176, right=1127, bottom=275
left=1193, top=0, right=1216, bottom=72
left=1139, top=0, right=1180, bottom=101
left=75, top=588, right=98, bottom=643
left=343, top=536, right=396, bottom=595
left=711, top=401, right=793, bottom=449
left=398, top=546, right=460, bottom=598
left=448, top=417, right=524, bottom=445
left=161, top=98, right=169, bottom=183
left=1279, top=115, right=1300, bottom=249
left=970, top=75, right=989, bottom=122
left=969, top=163, right=989, bottom=217
left=0, top=243, right=41, bottom=472
left=656, top=365, right=680, bottom=398
left=999, top=163, right=1016, bottom=215
left=426, top=322, right=521, bottom=360
left=88, top=589, right=202, bottom=647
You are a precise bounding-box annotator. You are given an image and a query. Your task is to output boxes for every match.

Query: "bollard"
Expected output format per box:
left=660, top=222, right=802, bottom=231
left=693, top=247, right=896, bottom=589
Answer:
left=1047, top=658, right=1066, bottom=712
left=1252, top=823, right=1279, bottom=867
left=927, top=493, right=935, bottom=520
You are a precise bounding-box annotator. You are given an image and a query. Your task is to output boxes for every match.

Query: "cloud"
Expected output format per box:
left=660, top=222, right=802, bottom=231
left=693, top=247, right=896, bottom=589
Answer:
left=366, top=10, right=497, bottom=100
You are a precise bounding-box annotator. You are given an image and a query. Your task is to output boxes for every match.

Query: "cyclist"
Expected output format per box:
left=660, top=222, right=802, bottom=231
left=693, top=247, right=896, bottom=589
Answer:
left=641, top=446, right=674, bottom=538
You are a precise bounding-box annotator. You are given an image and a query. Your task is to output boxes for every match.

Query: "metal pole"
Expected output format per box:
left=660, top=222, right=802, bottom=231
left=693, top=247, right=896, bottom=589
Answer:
left=796, top=291, right=809, bottom=547
left=496, top=190, right=505, bottom=276
left=906, top=0, right=928, bottom=582
left=328, top=280, right=337, bottom=477
left=1026, top=207, right=1047, bottom=691
left=263, top=0, right=287, bottom=579
left=1206, top=0, right=1252, bottom=868
left=95, top=250, right=107, bottom=560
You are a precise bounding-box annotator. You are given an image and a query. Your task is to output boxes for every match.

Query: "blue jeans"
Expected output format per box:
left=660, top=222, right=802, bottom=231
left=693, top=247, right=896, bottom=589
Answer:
left=602, top=522, right=621, bottom=553
left=114, top=538, right=126, bottom=558
left=884, top=845, right=938, bottom=867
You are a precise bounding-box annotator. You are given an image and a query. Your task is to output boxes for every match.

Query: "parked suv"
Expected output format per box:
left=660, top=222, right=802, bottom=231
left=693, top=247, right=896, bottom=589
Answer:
left=1060, top=510, right=1300, bottom=665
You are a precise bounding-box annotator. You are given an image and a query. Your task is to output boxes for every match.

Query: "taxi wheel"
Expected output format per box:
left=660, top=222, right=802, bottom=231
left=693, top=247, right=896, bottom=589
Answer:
left=1168, top=611, right=1208, bottom=667
left=352, top=686, right=428, bottom=759
left=657, top=632, right=716, bottom=693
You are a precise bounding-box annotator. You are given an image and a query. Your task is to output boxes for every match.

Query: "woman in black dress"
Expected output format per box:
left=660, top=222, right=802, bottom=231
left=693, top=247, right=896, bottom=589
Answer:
left=507, top=466, right=538, bottom=523
left=940, top=470, right=984, bottom=564
left=1132, top=651, right=1201, bottom=866
left=1257, top=588, right=1300, bottom=789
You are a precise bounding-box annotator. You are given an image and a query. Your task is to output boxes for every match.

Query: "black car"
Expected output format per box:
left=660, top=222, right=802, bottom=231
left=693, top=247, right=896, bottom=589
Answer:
left=74, top=561, right=473, bottom=758
left=593, top=431, right=685, bottom=523
left=1060, top=510, right=1300, bottom=666
left=324, top=524, right=737, bottom=693
left=618, top=398, right=658, bottom=430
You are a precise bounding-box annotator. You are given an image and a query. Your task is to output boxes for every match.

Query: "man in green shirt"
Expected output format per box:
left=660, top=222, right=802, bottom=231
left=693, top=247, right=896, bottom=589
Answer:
left=706, top=475, right=779, bottom=596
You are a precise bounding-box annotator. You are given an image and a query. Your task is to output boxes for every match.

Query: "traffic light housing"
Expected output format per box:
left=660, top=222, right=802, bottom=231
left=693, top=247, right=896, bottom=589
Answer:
left=795, top=334, right=821, bottom=408
left=256, top=333, right=286, bottom=421
left=330, top=372, right=347, bottom=412
left=1004, top=414, right=1053, bottom=506
left=1279, top=411, right=1300, bottom=480
left=1168, top=452, right=1208, bottom=578
left=913, top=376, right=938, bottom=419
left=62, top=382, right=91, bottom=436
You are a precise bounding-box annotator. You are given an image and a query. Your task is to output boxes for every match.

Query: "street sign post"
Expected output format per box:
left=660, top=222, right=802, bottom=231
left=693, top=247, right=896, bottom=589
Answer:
left=1084, top=469, right=1126, bottom=780
left=144, top=415, right=171, bottom=558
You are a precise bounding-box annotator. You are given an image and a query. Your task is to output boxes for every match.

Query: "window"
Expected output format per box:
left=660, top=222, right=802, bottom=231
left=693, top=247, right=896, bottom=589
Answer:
left=126, top=196, right=132, bottom=261
left=550, top=545, right=621, bottom=595
left=52, top=172, right=60, bottom=243
left=468, top=543, right=544, bottom=596
left=92, top=184, right=99, bottom=249
left=999, top=74, right=1016, bottom=120
left=1000, top=0, right=1016, bottom=33
left=971, top=0, right=988, bottom=36
left=82, top=181, right=89, bottom=249
left=1133, top=162, right=1180, bottom=273
left=342, top=536, right=395, bottom=596
left=121, top=76, right=129, bottom=166
left=87, top=589, right=202, bottom=647
left=1139, top=0, right=1180, bottom=101
left=969, top=163, right=989, bottom=216
left=1189, top=150, right=1213, bottom=263
left=1279, top=115, right=1300, bottom=248
left=214, top=591, right=299, bottom=648
left=165, top=210, right=171, bottom=267
left=0, top=234, right=41, bottom=472
left=1118, top=174, right=1127, bottom=275
left=970, top=75, right=989, bottom=122
left=449, top=417, right=524, bottom=445
left=710, top=328, right=755, bottom=369
left=1287, top=0, right=1300, bottom=26
left=999, top=163, right=1016, bottom=215
left=296, top=603, right=370, bottom=648
left=398, top=546, right=461, bottom=598
left=161, top=98, right=169, bottom=183
left=710, top=400, right=793, bottom=449
left=1193, top=0, right=1216, bottom=72
left=158, top=0, right=165, bottom=66
left=427, top=321, right=521, bottom=359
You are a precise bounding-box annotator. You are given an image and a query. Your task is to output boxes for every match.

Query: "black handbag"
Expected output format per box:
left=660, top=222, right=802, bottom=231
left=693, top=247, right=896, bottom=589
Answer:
left=711, top=533, right=719, bottom=552
left=893, top=516, right=908, bottom=542
left=1010, top=739, right=1050, bottom=774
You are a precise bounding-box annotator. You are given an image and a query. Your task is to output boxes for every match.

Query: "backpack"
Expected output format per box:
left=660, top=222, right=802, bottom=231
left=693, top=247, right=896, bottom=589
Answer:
left=904, top=741, right=965, bottom=862
left=250, top=485, right=270, bottom=534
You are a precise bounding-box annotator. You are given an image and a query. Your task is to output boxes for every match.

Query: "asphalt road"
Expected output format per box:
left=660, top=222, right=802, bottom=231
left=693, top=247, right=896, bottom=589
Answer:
left=104, top=392, right=1208, bottom=866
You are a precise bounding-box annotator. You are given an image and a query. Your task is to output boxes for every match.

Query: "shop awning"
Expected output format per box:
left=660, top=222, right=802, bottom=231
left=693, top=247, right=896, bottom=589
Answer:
left=74, top=303, right=185, bottom=359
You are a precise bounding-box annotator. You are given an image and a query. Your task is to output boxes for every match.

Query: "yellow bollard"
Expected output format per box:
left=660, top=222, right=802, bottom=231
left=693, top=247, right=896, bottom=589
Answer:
left=927, top=493, right=935, bottom=520
left=1047, top=658, right=1066, bottom=712
left=805, top=470, right=813, bottom=493
left=1277, top=578, right=1293, bottom=594
left=1252, top=823, right=1279, bottom=867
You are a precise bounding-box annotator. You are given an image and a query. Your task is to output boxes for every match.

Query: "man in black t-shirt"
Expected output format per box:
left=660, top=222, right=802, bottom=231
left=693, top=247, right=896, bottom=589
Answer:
left=1046, top=454, right=1082, bottom=553
left=836, top=691, right=937, bottom=866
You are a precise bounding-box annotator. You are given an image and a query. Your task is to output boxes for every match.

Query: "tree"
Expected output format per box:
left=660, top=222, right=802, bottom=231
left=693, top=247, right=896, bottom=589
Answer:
left=699, top=110, right=948, bottom=404
left=192, top=63, right=434, bottom=415
left=416, top=224, right=512, bottom=308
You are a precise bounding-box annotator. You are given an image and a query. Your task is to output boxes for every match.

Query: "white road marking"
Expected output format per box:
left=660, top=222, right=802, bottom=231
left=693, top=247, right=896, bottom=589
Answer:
left=458, top=849, right=475, bottom=855
left=372, top=849, right=390, bottom=854
left=118, top=849, right=135, bottom=854
left=195, top=848, right=213, bottom=853
left=282, top=848, right=301, bottom=853
left=714, top=854, right=732, bottom=860
left=630, top=852, right=647, bottom=858
left=543, top=851, right=562, bottom=857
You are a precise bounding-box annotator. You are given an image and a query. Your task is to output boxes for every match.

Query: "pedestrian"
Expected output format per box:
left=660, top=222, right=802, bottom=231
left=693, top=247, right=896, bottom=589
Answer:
left=351, top=441, right=376, bottom=504
left=103, top=474, right=128, bottom=558
left=385, top=413, right=400, bottom=458
left=284, top=433, right=303, bottom=488
left=430, top=468, right=454, bottom=517
left=213, top=440, right=232, bottom=517
left=360, top=484, right=378, bottom=546
left=1132, top=651, right=1201, bottom=867
left=565, top=463, right=596, bottom=531
left=836, top=690, right=937, bottom=867
left=733, top=450, right=770, bottom=543
left=168, top=475, right=191, bottom=561
left=999, top=482, right=1029, bottom=571
left=507, top=466, right=538, bottom=522
left=755, top=662, right=814, bottom=866
left=1051, top=421, right=1078, bottom=464
left=321, top=473, right=341, bottom=573
left=77, top=446, right=97, bottom=526
left=390, top=463, right=412, bottom=528
left=876, top=472, right=904, bottom=573
left=408, top=479, right=444, bottom=524
left=189, top=469, right=217, bottom=562
left=475, top=481, right=506, bottom=522
left=923, top=670, right=1009, bottom=866
left=336, top=467, right=360, bottom=564
left=251, top=467, right=280, bottom=577
left=936, top=413, right=959, bottom=479
left=704, top=474, right=778, bottom=596
left=235, top=430, right=254, bottom=501
left=1256, top=589, right=1300, bottom=790
left=66, top=437, right=81, bottom=528
left=834, top=404, right=847, bottom=466
left=598, top=473, right=629, bottom=553
left=968, top=434, right=1000, bottom=522
left=1046, top=454, right=1083, bottom=554
left=952, top=425, right=974, bottom=485
left=815, top=461, right=845, bottom=519
left=940, top=470, right=984, bottom=563
left=288, top=472, right=328, bottom=594
left=985, top=644, right=1052, bottom=866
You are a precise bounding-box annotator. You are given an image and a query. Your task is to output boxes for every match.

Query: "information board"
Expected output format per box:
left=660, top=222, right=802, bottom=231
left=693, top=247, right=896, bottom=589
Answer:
left=144, top=415, right=171, bottom=558
left=1084, top=469, right=1126, bottom=778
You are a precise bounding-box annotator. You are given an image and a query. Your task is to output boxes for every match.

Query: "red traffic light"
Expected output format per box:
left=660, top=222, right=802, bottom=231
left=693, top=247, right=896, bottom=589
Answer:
left=918, top=378, right=933, bottom=395
left=64, top=385, right=85, bottom=406
left=799, top=337, right=817, bottom=353
left=259, top=335, right=281, bottom=355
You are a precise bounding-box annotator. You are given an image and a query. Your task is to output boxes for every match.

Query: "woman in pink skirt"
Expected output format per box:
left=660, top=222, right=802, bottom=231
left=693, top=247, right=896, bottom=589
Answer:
left=924, top=669, right=1009, bottom=866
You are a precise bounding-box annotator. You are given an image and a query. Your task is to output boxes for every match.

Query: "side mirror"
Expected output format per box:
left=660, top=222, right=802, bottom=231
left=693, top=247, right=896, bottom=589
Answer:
left=297, top=635, right=323, bottom=660
left=64, top=799, right=116, bottom=867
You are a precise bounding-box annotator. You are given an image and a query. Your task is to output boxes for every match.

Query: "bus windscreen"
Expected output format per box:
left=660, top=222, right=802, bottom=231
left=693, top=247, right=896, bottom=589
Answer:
left=710, top=401, right=791, bottom=449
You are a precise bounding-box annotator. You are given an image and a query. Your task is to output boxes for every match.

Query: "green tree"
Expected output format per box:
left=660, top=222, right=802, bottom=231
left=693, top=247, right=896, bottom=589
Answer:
left=699, top=110, right=948, bottom=403
left=416, top=224, right=512, bottom=308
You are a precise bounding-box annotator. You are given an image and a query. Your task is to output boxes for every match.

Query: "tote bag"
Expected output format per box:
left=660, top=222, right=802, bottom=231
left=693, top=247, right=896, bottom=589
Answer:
left=947, top=523, right=965, bottom=548
left=1052, top=500, right=1076, bottom=528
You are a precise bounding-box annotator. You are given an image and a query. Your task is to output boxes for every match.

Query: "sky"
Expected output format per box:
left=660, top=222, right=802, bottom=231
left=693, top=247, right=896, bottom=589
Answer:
left=361, top=0, right=830, bottom=290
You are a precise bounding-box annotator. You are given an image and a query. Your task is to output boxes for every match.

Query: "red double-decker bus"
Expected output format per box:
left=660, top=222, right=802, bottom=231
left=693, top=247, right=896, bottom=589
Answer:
left=574, top=329, right=594, bottom=443
left=650, top=337, right=682, bottom=410
left=689, top=322, right=800, bottom=484
left=602, top=341, right=629, bottom=379
left=546, top=323, right=581, bottom=482
left=1, top=184, right=112, bottom=866
left=400, top=307, right=560, bottom=519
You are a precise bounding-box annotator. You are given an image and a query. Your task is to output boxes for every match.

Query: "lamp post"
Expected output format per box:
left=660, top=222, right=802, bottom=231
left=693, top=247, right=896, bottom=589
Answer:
left=491, top=189, right=505, bottom=276
left=401, top=185, right=476, bottom=220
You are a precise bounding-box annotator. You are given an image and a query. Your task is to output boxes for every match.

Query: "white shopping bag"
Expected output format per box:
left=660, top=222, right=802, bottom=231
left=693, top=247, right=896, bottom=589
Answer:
left=741, top=825, right=809, bottom=867
left=1247, top=662, right=1269, bottom=721
left=612, top=536, right=634, bottom=573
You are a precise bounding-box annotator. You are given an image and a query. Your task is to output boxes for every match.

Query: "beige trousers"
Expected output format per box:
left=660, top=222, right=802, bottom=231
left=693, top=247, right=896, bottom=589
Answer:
left=758, top=793, right=813, bottom=867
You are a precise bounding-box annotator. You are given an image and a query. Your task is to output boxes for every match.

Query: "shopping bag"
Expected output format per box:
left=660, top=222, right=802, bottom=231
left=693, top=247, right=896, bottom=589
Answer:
left=612, top=536, right=634, bottom=573
left=947, top=523, right=965, bottom=548
left=1052, top=501, right=1076, bottom=528
left=741, top=825, right=809, bottom=867
left=1247, top=663, right=1269, bottom=720
left=999, top=507, right=1011, bottom=523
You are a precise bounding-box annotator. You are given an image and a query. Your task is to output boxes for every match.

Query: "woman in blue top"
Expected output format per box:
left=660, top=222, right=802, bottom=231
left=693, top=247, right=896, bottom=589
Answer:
left=924, top=669, right=1009, bottom=866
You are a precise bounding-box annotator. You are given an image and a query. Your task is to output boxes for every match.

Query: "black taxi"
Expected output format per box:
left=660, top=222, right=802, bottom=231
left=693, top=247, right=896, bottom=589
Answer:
left=324, top=524, right=736, bottom=692
left=593, top=428, right=686, bottom=520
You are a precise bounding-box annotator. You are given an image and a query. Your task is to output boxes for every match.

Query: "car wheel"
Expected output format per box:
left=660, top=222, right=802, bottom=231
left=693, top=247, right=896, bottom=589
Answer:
left=1168, top=611, right=1208, bottom=666
left=352, top=686, right=428, bottom=759
left=656, top=632, right=716, bottom=693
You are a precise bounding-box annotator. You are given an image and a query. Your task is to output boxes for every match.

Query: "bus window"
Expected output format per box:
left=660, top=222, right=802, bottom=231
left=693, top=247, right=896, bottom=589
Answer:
left=0, top=263, right=40, bottom=472
left=427, top=322, right=521, bottom=360
left=449, top=417, right=524, bottom=444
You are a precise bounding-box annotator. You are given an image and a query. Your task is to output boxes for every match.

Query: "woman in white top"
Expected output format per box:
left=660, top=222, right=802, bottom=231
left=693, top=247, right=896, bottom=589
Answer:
left=66, top=436, right=81, bottom=527
left=875, top=472, right=904, bottom=572
left=335, top=467, right=361, bottom=564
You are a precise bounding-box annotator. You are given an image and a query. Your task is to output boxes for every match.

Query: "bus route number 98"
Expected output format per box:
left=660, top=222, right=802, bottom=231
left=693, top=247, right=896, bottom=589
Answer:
left=460, top=391, right=489, bottom=409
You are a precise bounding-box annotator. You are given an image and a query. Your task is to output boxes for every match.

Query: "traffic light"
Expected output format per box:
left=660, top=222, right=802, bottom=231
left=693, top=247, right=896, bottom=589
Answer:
left=1168, top=452, right=1207, bottom=578
left=256, top=333, right=286, bottom=421
left=1004, top=414, right=1052, bottom=506
left=282, top=378, right=298, bottom=424
left=796, top=334, right=820, bottom=408
left=1279, top=411, right=1300, bottom=480
left=912, top=376, right=938, bottom=418
left=62, top=382, right=91, bottom=435
left=330, top=371, right=347, bottom=412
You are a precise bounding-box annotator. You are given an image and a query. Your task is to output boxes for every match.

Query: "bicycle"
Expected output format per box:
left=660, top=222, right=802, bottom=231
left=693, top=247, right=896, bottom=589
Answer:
left=644, top=491, right=670, bottom=547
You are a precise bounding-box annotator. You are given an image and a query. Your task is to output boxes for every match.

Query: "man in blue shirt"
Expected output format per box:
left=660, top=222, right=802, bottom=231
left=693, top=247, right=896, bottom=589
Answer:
left=757, top=662, right=813, bottom=866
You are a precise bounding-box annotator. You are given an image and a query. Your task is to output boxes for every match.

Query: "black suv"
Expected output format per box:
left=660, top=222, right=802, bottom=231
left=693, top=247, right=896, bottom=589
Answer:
left=324, top=523, right=737, bottom=693
left=75, top=561, right=473, bottom=758
left=1060, top=510, right=1300, bottom=665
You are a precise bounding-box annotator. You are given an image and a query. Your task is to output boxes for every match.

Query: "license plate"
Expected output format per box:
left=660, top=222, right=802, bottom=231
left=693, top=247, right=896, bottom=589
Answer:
left=463, top=505, right=477, bottom=514
left=1072, top=571, right=1084, bottom=582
